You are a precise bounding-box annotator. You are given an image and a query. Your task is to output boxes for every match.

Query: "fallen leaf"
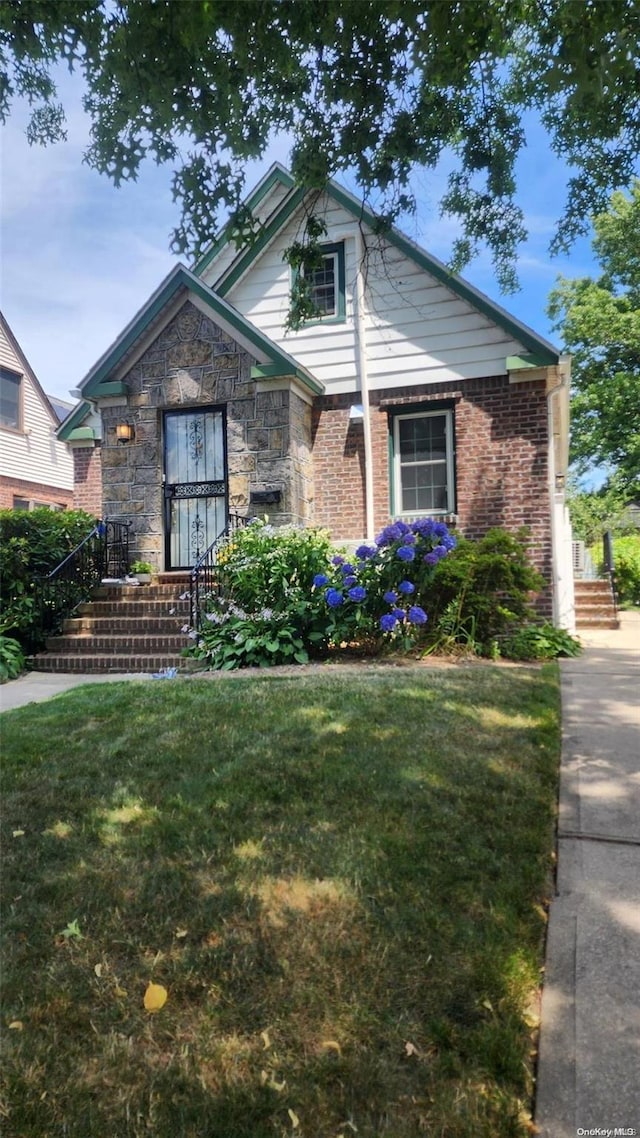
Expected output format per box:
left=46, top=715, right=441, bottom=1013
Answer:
left=94, top=963, right=103, bottom=978
left=12, top=830, right=25, bottom=838
left=144, top=982, right=168, bottom=1012
left=404, top=1041, right=419, bottom=1057
left=175, top=927, right=188, bottom=939
left=288, top=1108, right=300, bottom=1128
left=261, top=1029, right=271, bottom=1049
left=321, top=1039, right=342, bottom=1055
left=114, top=985, right=128, bottom=998
left=8, top=1021, right=23, bottom=1031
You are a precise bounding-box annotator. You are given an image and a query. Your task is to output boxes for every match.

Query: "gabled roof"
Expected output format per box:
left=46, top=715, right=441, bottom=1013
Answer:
left=195, top=163, right=560, bottom=367
left=74, top=263, right=323, bottom=403
left=0, top=310, right=65, bottom=429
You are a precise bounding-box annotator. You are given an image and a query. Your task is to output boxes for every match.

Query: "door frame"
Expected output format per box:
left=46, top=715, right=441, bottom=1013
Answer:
left=162, top=404, right=229, bottom=570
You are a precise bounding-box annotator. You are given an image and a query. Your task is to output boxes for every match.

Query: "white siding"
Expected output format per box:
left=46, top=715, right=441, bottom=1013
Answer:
left=0, top=323, right=74, bottom=492
left=222, top=193, right=534, bottom=395
left=200, top=178, right=295, bottom=287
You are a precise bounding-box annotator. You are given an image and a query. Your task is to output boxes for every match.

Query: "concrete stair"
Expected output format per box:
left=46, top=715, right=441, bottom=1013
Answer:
left=32, top=573, right=195, bottom=673
left=574, top=578, right=619, bottom=630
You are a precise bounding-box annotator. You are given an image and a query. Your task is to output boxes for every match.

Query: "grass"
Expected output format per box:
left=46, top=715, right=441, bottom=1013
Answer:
left=1, top=664, right=560, bottom=1138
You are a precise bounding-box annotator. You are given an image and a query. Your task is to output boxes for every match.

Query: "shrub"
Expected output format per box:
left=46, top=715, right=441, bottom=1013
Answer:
left=0, top=508, right=96, bottom=648
left=423, top=527, right=544, bottom=654
left=612, top=534, right=640, bottom=606
left=0, top=634, right=25, bottom=681
left=188, top=601, right=314, bottom=670
left=500, top=622, right=582, bottom=661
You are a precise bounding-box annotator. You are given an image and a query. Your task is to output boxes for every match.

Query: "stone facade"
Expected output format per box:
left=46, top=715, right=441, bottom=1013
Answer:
left=98, top=301, right=314, bottom=566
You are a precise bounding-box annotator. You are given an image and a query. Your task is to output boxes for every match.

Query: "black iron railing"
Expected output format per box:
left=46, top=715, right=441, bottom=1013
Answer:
left=34, top=519, right=131, bottom=645
left=189, top=513, right=248, bottom=630
left=602, top=529, right=618, bottom=610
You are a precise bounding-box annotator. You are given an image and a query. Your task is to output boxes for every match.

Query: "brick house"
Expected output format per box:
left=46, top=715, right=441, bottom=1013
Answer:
left=58, top=165, right=574, bottom=629
left=0, top=311, right=74, bottom=511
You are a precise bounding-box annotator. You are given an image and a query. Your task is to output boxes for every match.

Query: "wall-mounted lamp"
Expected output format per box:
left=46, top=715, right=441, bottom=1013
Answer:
left=349, top=403, right=365, bottom=422
left=555, top=472, right=566, bottom=492
left=115, top=422, right=135, bottom=444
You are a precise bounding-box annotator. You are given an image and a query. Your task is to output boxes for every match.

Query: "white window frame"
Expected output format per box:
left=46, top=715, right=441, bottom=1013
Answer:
left=307, top=250, right=339, bottom=317
left=392, top=409, right=455, bottom=517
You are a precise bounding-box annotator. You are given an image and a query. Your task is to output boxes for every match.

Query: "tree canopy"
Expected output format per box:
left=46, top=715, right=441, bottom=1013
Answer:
left=1, top=1, right=639, bottom=287
left=548, top=181, right=640, bottom=497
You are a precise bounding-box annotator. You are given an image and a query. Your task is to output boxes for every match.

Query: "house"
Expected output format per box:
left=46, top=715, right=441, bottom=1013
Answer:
left=0, top=311, right=74, bottom=511
left=58, top=165, right=575, bottom=629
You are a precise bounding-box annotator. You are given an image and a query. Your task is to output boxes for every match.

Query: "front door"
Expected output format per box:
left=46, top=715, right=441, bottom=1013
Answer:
left=163, top=407, right=227, bottom=569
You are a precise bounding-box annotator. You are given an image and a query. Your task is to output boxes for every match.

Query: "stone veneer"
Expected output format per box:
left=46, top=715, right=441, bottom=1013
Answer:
left=99, top=300, right=314, bottom=566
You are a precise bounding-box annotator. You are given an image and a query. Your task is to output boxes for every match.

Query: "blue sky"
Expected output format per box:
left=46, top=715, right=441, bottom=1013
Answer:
left=1, top=68, right=600, bottom=404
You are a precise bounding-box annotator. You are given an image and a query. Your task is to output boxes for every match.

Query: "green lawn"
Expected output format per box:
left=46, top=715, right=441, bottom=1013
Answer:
left=1, top=664, right=559, bottom=1138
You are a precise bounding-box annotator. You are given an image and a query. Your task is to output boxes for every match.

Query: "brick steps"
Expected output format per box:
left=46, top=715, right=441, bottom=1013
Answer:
left=33, top=577, right=197, bottom=673
left=574, top=579, right=619, bottom=630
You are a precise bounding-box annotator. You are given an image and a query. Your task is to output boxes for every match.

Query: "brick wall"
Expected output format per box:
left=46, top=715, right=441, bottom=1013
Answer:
left=0, top=475, right=73, bottom=511
left=72, top=444, right=103, bottom=515
left=311, top=374, right=552, bottom=608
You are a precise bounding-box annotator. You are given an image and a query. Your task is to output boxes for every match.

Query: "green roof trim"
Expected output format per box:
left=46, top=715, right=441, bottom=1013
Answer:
left=194, top=164, right=296, bottom=276
left=67, top=426, right=96, bottom=441
left=250, top=363, right=323, bottom=392
left=216, top=186, right=306, bottom=295
left=56, top=399, right=94, bottom=441
left=204, top=166, right=560, bottom=367
left=506, top=353, right=551, bottom=370
left=78, top=264, right=323, bottom=400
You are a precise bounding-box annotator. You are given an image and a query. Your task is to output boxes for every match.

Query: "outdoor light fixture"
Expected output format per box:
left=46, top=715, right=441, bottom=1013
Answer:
left=349, top=403, right=364, bottom=421
left=115, top=422, right=135, bottom=443
left=555, top=472, right=566, bottom=492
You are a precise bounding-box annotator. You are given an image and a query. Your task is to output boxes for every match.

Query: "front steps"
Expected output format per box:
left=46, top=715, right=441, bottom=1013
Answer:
left=32, top=574, right=195, bottom=673
left=574, top=578, right=619, bottom=631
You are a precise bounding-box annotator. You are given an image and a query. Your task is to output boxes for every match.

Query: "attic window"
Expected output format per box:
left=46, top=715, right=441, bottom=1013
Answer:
left=0, top=366, right=22, bottom=430
left=296, top=242, right=346, bottom=324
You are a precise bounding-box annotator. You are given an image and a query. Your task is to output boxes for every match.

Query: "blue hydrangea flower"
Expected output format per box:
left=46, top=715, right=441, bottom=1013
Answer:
left=408, top=605, right=428, bottom=625
left=433, top=522, right=449, bottom=538
left=326, top=588, right=344, bottom=607
left=332, top=554, right=345, bottom=566
left=340, top=563, right=356, bottom=575
left=348, top=585, right=367, bottom=602
left=355, top=544, right=377, bottom=561
left=433, top=544, right=448, bottom=560
left=411, top=518, right=435, bottom=537
left=375, top=522, right=404, bottom=546
left=397, top=545, right=415, bottom=562
left=392, top=608, right=407, bottom=621
left=383, top=590, right=398, bottom=604
left=402, top=533, right=417, bottom=545
left=380, top=612, right=398, bottom=632
left=442, top=533, right=457, bottom=550
left=398, top=580, right=415, bottom=595
left=313, top=573, right=329, bottom=587
left=423, top=552, right=439, bottom=566
left=343, top=575, right=357, bottom=587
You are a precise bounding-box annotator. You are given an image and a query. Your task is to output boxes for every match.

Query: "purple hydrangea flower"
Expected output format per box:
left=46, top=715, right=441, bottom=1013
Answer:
left=380, top=612, right=398, bottom=632
left=355, top=544, right=377, bottom=561
left=433, top=522, right=449, bottom=538
left=433, top=544, right=448, bottom=560
left=340, top=563, right=356, bottom=575
left=423, top=552, right=438, bottom=566
left=376, top=522, right=404, bottom=547
left=402, top=533, right=417, bottom=545
left=348, top=585, right=367, bottom=602
left=411, top=518, right=435, bottom=538
left=442, top=533, right=457, bottom=551
left=343, top=575, right=357, bottom=587
left=326, top=588, right=344, bottom=607
left=332, top=554, right=345, bottom=566
left=392, top=608, right=407, bottom=621
left=313, top=573, right=329, bottom=587
left=383, top=590, right=398, bottom=604
left=397, top=545, right=416, bottom=562
left=398, top=580, right=415, bottom=595
left=407, top=605, right=428, bottom=625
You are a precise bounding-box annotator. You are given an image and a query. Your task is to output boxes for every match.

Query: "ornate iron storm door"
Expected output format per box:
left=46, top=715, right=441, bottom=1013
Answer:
left=163, top=408, right=228, bottom=570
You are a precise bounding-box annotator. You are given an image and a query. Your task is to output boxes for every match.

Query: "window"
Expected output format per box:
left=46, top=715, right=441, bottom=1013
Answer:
left=392, top=409, right=455, bottom=516
left=1, top=366, right=22, bottom=430
left=297, top=242, right=346, bottom=323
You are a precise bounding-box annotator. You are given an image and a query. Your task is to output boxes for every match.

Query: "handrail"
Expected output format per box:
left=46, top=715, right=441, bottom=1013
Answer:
left=602, top=529, right=618, bottom=611
left=34, top=518, right=131, bottom=647
left=189, top=512, right=248, bottom=630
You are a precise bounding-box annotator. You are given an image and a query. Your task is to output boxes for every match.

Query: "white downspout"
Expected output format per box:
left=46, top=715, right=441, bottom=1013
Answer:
left=354, top=226, right=375, bottom=541
left=547, top=356, right=575, bottom=631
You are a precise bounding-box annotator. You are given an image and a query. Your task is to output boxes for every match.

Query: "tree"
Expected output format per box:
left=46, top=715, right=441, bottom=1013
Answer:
left=1, top=1, right=639, bottom=287
left=548, top=181, right=640, bottom=497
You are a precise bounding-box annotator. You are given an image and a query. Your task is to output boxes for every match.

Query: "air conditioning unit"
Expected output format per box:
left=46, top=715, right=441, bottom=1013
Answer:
left=572, top=541, right=586, bottom=576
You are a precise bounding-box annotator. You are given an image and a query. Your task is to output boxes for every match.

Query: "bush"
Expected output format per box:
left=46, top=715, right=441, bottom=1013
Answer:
left=612, top=534, right=640, bottom=606
left=0, top=508, right=96, bottom=647
left=423, top=527, right=544, bottom=655
left=0, top=634, right=25, bottom=681
left=500, top=622, right=582, bottom=661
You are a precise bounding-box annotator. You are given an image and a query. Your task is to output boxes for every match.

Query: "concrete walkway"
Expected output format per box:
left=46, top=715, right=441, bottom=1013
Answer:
left=0, top=670, right=153, bottom=712
left=535, top=611, right=640, bottom=1137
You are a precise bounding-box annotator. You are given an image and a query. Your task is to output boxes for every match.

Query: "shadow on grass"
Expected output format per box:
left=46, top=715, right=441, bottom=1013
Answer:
left=1, top=665, right=559, bottom=1138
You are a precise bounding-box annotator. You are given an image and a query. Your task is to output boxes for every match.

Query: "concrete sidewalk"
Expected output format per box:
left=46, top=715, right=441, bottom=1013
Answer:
left=535, top=611, right=640, bottom=1137
left=0, top=670, right=153, bottom=712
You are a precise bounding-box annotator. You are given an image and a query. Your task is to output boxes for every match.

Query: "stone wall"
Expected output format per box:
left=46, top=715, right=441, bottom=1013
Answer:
left=99, top=300, right=314, bottom=566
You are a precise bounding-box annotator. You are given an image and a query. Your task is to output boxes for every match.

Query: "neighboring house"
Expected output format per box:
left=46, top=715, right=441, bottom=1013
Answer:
left=58, top=165, right=575, bottom=628
left=0, top=311, right=74, bottom=511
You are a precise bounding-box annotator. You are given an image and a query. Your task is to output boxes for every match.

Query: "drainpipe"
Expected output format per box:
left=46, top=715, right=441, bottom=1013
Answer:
left=353, top=225, right=375, bottom=541
left=547, top=356, right=574, bottom=631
